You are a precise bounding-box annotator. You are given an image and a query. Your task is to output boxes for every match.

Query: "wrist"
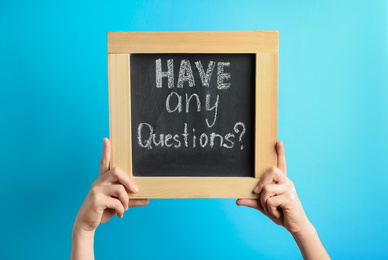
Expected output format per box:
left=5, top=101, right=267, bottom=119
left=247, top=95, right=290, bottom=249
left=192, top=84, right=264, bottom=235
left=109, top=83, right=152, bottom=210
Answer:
left=71, top=223, right=95, bottom=260
left=290, top=221, right=316, bottom=241
left=72, top=223, right=96, bottom=241
left=290, top=221, right=330, bottom=259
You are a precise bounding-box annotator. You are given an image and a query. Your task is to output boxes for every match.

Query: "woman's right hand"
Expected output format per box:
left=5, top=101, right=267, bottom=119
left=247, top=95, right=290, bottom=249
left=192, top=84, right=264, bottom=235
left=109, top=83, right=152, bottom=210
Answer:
left=73, top=138, right=149, bottom=234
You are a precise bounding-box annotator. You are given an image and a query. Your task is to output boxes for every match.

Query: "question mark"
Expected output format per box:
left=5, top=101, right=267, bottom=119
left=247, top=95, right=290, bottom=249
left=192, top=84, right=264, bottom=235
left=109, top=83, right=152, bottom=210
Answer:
left=233, top=122, right=246, bottom=150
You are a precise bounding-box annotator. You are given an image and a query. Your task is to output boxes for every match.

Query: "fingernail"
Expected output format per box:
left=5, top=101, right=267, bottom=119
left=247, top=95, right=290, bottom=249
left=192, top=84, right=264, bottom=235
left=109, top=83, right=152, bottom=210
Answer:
left=133, top=185, right=139, bottom=193
left=254, top=186, right=260, bottom=193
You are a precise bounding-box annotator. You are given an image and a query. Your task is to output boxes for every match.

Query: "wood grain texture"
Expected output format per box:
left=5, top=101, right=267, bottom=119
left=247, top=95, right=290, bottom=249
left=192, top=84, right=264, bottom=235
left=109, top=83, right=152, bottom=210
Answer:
left=108, top=54, right=132, bottom=174
left=255, top=53, right=278, bottom=178
left=108, top=31, right=278, bottom=54
left=128, top=177, right=260, bottom=199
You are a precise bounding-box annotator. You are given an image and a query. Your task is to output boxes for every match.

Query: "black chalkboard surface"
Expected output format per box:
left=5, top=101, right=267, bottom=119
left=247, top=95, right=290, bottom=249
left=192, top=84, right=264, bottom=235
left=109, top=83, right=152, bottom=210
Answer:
left=130, top=54, right=255, bottom=177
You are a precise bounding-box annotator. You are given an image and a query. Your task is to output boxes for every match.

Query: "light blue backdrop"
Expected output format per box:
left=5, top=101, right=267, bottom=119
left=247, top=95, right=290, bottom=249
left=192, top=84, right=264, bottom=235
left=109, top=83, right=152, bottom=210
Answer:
left=0, top=0, right=387, bottom=259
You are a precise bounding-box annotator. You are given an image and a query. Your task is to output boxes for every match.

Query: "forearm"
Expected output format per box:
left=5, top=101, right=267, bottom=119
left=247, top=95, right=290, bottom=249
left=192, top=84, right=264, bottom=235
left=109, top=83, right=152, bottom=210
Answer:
left=291, top=223, right=330, bottom=260
left=71, top=227, right=95, bottom=260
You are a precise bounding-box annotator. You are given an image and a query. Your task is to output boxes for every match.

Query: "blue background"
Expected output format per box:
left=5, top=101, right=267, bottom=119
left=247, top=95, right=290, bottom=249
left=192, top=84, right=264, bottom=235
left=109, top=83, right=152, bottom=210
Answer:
left=1, top=0, right=387, bottom=259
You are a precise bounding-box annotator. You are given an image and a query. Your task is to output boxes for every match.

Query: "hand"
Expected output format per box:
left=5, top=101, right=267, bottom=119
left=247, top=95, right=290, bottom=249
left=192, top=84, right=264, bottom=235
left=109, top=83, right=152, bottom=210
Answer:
left=73, top=138, right=149, bottom=233
left=236, top=141, right=310, bottom=235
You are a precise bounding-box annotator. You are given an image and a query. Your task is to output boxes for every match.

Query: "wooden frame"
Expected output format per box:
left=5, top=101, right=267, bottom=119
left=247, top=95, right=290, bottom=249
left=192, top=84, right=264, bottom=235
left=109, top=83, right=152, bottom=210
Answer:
left=108, top=31, right=278, bottom=198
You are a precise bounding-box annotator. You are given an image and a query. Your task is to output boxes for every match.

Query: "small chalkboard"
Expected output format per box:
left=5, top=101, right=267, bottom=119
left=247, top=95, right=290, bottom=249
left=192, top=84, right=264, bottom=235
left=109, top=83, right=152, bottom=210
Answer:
left=108, top=31, right=278, bottom=198
left=130, top=54, right=255, bottom=177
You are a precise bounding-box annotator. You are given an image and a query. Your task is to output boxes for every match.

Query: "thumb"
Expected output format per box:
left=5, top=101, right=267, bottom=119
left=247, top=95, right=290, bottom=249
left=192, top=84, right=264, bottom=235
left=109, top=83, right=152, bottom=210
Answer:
left=276, top=141, right=287, bottom=175
left=99, top=138, right=111, bottom=176
left=236, top=199, right=264, bottom=213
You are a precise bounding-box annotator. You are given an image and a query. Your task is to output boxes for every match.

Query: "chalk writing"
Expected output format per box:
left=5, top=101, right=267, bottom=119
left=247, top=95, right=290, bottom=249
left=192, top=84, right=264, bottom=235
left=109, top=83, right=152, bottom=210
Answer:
left=137, top=57, right=245, bottom=150
left=130, top=53, right=255, bottom=177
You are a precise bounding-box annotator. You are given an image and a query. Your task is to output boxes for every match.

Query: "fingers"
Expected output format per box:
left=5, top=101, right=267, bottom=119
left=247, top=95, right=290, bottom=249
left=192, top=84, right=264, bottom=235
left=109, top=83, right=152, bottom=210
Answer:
left=90, top=183, right=148, bottom=220
left=259, top=183, right=289, bottom=214
left=103, top=196, right=125, bottom=218
left=236, top=199, right=264, bottom=213
left=276, top=141, right=287, bottom=175
left=254, top=166, right=286, bottom=193
left=100, top=184, right=129, bottom=211
left=236, top=198, right=259, bottom=209
left=237, top=188, right=288, bottom=219
left=97, top=167, right=139, bottom=193
left=128, top=199, right=150, bottom=208
left=252, top=141, right=286, bottom=193
left=99, top=138, right=111, bottom=176
left=267, top=195, right=287, bottom=219
left=99, top=186, right=149, bottom=211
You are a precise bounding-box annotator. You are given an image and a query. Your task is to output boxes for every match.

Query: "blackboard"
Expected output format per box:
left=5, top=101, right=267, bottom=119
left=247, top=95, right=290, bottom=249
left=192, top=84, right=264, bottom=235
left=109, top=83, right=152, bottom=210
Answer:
left=108, top=31, right=278, bottom=198
left=130, top=54, right=256, bottom=177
